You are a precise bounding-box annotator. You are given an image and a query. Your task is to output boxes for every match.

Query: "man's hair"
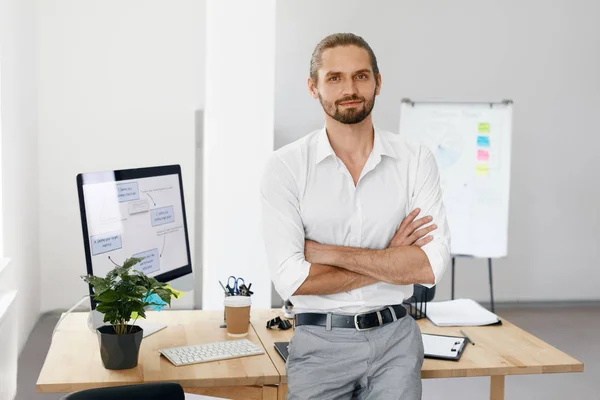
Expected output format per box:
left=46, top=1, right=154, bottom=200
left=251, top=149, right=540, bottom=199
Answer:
left=310, top=33, right=379, bottom=85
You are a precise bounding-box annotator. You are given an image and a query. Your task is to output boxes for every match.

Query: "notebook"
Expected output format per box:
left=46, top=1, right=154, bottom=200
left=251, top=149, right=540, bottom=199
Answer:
left=426, top=299, right=501, bottom=326
left=274, top=334, right=468, bottom=362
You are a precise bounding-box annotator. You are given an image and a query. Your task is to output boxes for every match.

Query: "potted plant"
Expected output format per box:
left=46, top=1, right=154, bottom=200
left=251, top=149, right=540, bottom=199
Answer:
left=81, top=257, right=177, bottom=370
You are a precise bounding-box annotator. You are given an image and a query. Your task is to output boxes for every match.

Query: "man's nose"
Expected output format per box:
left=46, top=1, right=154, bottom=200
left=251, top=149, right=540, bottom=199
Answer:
left=341, top=79, right=358, bottom=97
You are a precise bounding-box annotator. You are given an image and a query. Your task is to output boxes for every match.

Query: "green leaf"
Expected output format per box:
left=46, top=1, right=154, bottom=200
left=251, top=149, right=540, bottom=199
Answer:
left=131, top=302, right=146, bottom=312
left=94, top=289, right=119, bottom=303
left=81, top=275, right=109, bottom=293
left=123, top=257, right=143, bottom=270
left=106, top=269, right=119, bottom=281
left=153, top=289, right=174, bottom=306
left=134, top=285, right=149, bottom=297
left=103, top=311, right=118, bottom=324
left=96, top=303, right=113, bottom=314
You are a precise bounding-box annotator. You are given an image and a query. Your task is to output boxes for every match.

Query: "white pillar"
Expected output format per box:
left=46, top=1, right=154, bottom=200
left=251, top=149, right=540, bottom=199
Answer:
left=203, top=0, right=275, bottom=309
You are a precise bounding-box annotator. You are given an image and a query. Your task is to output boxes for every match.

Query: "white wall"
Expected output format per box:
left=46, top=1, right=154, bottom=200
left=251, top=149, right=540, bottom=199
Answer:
left=0, top=0, right=41, bottom=352
left=202, top=0, right=275, bottom=310
left=276, top=0, right=600, bottom=302
left=37, top=0, right=205, bottom=312
left=0, top=291, right=18, bottom=400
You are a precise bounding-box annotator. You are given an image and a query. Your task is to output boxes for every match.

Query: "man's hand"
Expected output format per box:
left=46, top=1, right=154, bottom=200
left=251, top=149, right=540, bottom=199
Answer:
left=389, top=208, right=437, bottom=248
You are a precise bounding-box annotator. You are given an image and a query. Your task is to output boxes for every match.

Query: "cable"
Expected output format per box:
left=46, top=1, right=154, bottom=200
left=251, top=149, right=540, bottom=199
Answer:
left=51, top=295, right=89, bottom=340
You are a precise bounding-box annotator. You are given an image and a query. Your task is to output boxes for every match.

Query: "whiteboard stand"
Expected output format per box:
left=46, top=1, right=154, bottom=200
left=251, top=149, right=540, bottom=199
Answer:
left=398, top=99, right=513, bottom=316
left=451, top=256, right=496, bottom=313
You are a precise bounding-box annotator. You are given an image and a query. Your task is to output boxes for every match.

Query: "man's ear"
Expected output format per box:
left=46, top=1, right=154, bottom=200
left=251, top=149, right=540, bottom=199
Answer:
left=375, top=73, right=382, bottom=96
left=307, top=78, right=319, bottom=99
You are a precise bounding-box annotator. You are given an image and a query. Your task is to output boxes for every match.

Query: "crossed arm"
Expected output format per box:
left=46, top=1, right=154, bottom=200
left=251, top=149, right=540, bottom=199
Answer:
left=293, top=263, right=379, bottom=296
left=294, top=210, right=436, bottom=296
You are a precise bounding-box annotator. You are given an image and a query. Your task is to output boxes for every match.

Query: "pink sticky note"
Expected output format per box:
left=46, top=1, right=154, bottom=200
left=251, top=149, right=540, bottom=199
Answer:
left=477, top=149, right=489, bottom=161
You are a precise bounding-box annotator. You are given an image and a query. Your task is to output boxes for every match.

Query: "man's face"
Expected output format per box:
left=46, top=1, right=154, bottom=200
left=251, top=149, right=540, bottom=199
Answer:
left=309, top=45, right=381, bottom=125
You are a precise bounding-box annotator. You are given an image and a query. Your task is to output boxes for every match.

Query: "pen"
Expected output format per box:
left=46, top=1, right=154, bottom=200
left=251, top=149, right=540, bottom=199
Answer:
left=219, top=280, right=231, bottom=296
left=460, top=329, right=475, bottom=346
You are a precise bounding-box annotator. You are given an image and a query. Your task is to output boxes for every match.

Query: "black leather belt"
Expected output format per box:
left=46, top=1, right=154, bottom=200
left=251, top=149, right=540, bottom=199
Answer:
left=295, top=304, right=407, bottom=331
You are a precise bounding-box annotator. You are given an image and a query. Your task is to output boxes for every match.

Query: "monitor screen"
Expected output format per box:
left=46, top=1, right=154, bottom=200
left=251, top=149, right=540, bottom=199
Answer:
left=77, top=165, right=192, bottom=308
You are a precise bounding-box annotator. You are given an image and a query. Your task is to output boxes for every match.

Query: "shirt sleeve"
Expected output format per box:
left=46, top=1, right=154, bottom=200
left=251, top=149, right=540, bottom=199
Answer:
left=411, top=146, right=451, bottom=287
left=260, top=154, right=311, bottom=301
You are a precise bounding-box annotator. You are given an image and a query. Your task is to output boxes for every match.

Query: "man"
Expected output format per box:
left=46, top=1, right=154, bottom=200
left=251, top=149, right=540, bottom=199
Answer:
left=261, top=33, right=450, bottom=400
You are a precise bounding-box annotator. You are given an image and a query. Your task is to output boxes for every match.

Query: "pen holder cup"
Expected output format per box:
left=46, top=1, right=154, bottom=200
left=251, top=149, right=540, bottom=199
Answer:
left=403, top=284, right=436, bottom=320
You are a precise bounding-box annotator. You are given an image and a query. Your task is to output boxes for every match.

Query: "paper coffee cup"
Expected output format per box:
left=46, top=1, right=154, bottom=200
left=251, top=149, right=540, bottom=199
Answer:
left=224, top=296, right=252, bottom=337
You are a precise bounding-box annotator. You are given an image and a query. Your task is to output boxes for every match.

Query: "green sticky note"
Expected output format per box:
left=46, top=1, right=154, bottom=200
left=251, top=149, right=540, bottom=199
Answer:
left=478, top=123, right=490, bottom=133
left=165, top=284, right=186, bottom=299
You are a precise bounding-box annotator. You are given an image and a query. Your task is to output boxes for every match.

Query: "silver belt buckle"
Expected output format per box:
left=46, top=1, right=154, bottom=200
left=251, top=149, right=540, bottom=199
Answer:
left=354, top=310, right=383, bottom=331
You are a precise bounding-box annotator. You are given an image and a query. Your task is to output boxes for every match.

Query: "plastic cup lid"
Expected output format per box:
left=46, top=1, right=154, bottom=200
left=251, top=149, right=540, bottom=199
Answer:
left=224, top=296, right=252, bottom=307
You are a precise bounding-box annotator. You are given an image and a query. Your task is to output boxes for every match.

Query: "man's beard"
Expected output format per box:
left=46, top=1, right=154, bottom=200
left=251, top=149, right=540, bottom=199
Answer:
left=318, top=89, right=376, bottom=125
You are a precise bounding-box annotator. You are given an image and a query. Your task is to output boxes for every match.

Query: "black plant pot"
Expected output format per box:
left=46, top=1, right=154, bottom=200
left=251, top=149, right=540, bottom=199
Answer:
left=96, top=325, right=143, bottom=370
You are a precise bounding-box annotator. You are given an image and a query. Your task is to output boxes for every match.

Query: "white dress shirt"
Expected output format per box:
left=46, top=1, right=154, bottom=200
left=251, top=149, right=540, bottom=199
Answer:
left=261, top=126, right=451, bottom=314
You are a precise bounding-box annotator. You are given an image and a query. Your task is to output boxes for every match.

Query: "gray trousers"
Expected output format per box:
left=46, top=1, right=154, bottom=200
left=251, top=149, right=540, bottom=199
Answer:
left=286, top=313, right=424, bottom=400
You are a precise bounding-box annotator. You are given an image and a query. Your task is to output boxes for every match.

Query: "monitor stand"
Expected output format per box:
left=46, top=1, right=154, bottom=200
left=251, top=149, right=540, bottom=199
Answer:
left=87, top=309, right=167, bottom=338
left=133, top=319, right=168, bottom=337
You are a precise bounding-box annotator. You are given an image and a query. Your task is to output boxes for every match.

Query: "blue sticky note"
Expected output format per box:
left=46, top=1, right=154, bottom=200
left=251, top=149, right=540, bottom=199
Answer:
left=477, top=136, right=490, bottom=147
left=143, top=293, right=168, bottom=311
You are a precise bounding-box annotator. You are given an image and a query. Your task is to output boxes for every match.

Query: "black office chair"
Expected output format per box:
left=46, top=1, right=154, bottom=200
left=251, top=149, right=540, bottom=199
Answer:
left=60, top=382, right=185, bottom=400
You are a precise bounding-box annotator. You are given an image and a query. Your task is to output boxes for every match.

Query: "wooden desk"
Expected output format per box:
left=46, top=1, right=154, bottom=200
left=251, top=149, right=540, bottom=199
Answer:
left=37, top=310, right=280, bottom=400
left=251, top=309, right=584, bottom=400
left=37, top=309, right=584, bottom=400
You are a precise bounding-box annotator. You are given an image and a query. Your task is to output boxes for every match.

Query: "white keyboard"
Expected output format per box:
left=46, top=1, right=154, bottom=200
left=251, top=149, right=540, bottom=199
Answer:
left=159, top=339, right=265, bottom=366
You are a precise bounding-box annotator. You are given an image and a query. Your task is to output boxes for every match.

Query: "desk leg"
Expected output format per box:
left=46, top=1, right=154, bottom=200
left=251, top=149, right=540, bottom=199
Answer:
left=278, top=384, right=288, bottom=400
left=490, top=376, right=505, bottom=400
left=263, top=385, right=278, bottom=400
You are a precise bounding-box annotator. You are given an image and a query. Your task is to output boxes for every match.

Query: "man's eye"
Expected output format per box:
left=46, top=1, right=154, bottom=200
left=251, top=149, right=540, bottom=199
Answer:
left=356, top=74, right=367, bottom=80
left=329, top=76, right=339, bottom=82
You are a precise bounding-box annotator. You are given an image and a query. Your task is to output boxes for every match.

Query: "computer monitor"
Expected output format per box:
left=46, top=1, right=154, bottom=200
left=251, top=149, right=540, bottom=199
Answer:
left=76, top=165, right=193, bottom=313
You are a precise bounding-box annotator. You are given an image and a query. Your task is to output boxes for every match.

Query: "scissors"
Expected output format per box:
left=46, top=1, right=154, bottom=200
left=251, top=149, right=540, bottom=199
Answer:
left=226, top=276, right=245, bottom=296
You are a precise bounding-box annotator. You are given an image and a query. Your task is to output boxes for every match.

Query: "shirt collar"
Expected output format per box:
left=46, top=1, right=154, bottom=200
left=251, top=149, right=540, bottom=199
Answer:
left=373, top=126, right=398, bottom=160
left=315, top=125, right=397, bottom=164
left=315, top=127, right=335, bottom=164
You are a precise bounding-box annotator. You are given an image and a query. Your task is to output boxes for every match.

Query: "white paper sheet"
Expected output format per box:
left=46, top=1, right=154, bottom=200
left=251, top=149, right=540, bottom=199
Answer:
left=426, top=298, right=499, bottom=326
